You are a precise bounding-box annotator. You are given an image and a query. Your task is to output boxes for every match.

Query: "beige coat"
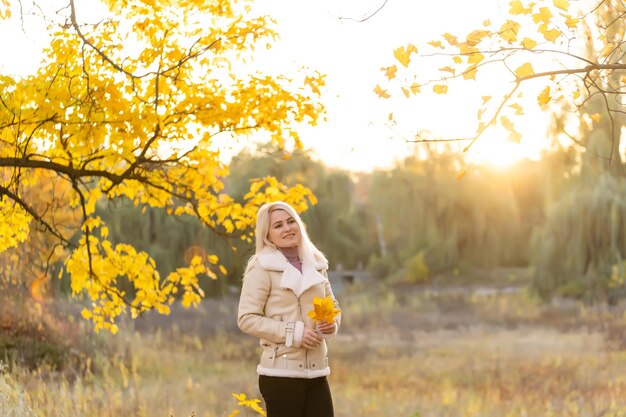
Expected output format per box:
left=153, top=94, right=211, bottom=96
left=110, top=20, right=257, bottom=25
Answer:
left=237, top=247, right=341, bottom=379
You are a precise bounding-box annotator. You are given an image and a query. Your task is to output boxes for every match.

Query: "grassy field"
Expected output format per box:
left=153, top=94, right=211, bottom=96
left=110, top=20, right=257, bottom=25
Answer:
left=3, top=279, right=626, bottom=417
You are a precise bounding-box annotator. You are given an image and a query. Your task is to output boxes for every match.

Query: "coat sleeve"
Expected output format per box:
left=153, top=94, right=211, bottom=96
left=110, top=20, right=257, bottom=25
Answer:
left=237, top=262, right=288, bottom=344
left=323, top=270, right=341, bottom=337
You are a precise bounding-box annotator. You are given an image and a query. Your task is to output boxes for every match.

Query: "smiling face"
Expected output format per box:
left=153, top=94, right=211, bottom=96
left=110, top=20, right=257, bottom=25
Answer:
left=267, top=208, right=301, bottom=249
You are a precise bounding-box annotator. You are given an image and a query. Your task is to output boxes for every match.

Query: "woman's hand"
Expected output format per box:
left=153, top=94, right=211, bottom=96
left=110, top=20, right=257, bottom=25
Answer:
left=316, top=320, right=336, bottom=335
left=301, top=327, right=323, bottom=349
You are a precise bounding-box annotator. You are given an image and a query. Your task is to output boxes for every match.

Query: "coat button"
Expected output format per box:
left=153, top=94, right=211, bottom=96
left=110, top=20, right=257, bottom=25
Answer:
left=299, top=364, right=303, bottom=368
left=312, top=364, right=315, bottom=367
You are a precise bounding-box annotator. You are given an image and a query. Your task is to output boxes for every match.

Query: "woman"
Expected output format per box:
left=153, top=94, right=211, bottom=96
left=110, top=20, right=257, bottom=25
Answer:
left=237, top=201, right=341, bottom=417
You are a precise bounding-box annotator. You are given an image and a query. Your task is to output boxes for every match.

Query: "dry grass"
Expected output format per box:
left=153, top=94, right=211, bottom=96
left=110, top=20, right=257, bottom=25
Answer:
left=4, top=281, right=626, bottom=417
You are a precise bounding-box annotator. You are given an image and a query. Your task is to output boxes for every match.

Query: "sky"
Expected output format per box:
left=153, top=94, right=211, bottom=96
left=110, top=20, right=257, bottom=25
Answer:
left=249, top=0, right=552, bottom=171
left=0, top=0, right=551, bottom=172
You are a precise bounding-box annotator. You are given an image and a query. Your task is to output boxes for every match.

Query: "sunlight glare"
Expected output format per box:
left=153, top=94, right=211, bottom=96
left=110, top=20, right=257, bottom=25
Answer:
left=465, top=135, right=540, bottom=168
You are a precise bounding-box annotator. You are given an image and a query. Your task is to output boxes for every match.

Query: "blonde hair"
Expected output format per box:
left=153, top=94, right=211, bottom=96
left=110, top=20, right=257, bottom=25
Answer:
left=249, top=201, right=327, bottom=269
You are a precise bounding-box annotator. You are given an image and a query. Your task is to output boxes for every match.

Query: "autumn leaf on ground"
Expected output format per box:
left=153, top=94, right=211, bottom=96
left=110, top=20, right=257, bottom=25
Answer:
left=232, top=393, right=267, bottom=417
left=307, top=296, right=341, bottom=323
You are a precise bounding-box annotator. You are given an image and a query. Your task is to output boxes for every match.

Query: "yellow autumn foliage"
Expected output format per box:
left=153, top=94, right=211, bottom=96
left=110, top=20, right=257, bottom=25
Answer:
left=307, top=296, right=341, bottom=323
left=0, top=0, right=324, bottom=332
left=376, top=0, right=623, bottom=154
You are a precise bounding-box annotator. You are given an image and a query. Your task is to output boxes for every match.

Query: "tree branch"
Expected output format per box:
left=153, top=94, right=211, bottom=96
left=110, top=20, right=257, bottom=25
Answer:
left=0, top=184, right=72, bottom=246
left=518, top=63, right=626, bottom=83
left=338, top=0, right=389, bottom=23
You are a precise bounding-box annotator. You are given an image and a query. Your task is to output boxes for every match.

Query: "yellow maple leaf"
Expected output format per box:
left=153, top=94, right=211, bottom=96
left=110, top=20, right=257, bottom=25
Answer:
left=410, top=82, right=421, bottom=94
left=304, top=76, right=321, bottom=94
left=443, top=33, right=458, bottom=46
left=539, top=24, right=560, bottom=42
left=537, top=86, right=552, bottom=106
left=499, top=20, right=520, bottom=42
left=500, top=116, right=522, bottom=143
left=553, top=0, right=569, bottom=11
left=383, top=65, right=398, bottom=80
left=466, top=29, right=490, bottom=46
left=428, top=40, right=444, bottom=49
left=573, top=89, right=581, bottom=100
left=463, top=66, right=478, bottom=80
left=482, top=95, right=492, bottom=104
left=509, top=103, right=524, bottom=115
left=532, top=7, right=552, bottom=25
left=522, top=37, right=537, bottom=49
left=439, top=66, right=456, bottom=74
left=515, top=62, right=535, bottom=78
left=509, top=0, right=527, bottom=15
left=307, top=296, right=341, bottom=323
left=453, top=56, right=463, bottom=64
left=467, top=52, right=485, bottom=65
left=393, top=44, right=418, bottom=68
left=374, top=84, right=391, bottom=99
left=590, top=113, right=602, bottom=123
left=433, top=84, right=448, bottom=94
left=565, top=17, right=579, bottom=28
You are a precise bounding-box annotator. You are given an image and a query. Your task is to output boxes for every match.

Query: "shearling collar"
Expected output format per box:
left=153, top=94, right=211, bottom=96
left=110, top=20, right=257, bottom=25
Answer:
left=256, top=247, right=328, bottom=297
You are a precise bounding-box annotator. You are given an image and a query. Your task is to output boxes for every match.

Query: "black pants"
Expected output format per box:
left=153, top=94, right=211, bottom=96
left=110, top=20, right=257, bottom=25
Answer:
left=259, top=375, right=334, bottom=417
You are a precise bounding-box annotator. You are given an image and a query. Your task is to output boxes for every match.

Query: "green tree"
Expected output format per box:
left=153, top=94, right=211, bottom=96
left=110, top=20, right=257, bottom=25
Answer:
left=228, top=146, right=378, bottom=269
left=367, top=148, right=528, bottom=276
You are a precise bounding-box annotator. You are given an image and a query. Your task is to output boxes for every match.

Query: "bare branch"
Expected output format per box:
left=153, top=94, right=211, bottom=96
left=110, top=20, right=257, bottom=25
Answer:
left=338, top=0, right=389, bottom=23
left=518, top=63, right=626, bottom=82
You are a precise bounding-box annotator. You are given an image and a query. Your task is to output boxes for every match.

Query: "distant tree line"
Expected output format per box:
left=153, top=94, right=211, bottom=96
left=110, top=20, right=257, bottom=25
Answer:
left=59, top=115, right=624, bottom=304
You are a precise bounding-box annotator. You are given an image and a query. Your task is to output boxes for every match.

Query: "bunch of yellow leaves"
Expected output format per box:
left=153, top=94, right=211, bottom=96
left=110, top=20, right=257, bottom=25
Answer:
left=307, top=296, right=341, bottom=323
